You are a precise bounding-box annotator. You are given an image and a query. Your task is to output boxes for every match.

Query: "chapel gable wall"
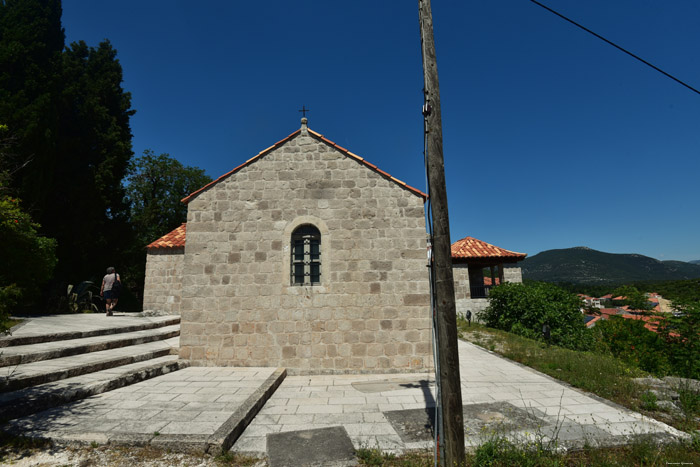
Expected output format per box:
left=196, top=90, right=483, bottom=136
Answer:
left=178, top=133, right=431, bottom=374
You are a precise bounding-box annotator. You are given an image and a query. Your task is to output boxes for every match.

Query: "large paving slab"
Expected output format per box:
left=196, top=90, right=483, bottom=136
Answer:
left=4, top=366, right=285, bottom=453
left=230, top=339, right=686, bottom=455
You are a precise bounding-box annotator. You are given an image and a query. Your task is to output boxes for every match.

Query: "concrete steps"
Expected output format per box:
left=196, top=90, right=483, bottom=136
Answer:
left=0, top=325, right=180, bottom=367
left=0, top=314, right=187, bottom=420
left=0, top=355, right=189, bottom=421
left=0, top=316, right=180, bottom=347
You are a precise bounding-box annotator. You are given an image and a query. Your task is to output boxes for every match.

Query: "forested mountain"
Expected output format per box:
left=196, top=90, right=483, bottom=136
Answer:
left=521, top=247, right=700, bottom=284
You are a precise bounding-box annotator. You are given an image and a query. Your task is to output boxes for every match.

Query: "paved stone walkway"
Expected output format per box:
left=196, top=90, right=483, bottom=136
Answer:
left=2, top=315, right=687, bottom=459
left=232, top=340, right=685, bottom=455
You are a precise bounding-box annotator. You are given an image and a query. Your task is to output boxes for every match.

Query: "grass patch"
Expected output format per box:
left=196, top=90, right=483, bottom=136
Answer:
left=357, top=438, right=700, bottom=466
left=357, top=447, right=431, bottom=466
left=1, top=318, right=22, bottom=333
left=0, top=431, right=51, bottom=462
left=214, top=449, right=262, bottom=466
left=640, top=391, right=658, bottom=411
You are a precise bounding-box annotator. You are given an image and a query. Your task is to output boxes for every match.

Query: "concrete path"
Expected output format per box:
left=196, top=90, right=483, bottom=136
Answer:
left=2, top=315, right=687, bottom=461
left=232, top=340, right=685, bottom=456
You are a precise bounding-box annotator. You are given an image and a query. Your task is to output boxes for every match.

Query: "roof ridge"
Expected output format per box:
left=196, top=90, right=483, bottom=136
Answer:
left=306, top=129, right=427, bottom=200
left=181, top=129, right=301, bottom=204
left=451, top=236, right=527, bottom=259
left=181, top=126, right=427, bottom=204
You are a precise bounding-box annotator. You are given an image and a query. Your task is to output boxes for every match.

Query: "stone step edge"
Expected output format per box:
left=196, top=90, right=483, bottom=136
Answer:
left=0, top=357, right=190, bottom=421
left=0, top=326, right=180, bottom=368
left=0, top=317, right=180, bottom=348
left=44, top=367, right=288, bottom=455
left=0, top=347, right=174, bottom=393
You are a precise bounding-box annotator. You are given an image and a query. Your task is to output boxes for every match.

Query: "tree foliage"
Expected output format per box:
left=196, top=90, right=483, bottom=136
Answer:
left=49, top=39, right=135, bottom=280
left=591, top=316, right=669, bottom=376
left=482, top=282, right=593, bottom=350
left=0, top=181, right=56, bottom=327
left=0, top=1, right=135, bottom=287
left=659, top=301, right=700, bottom=380
left=125, top=150, right=211, bottom=247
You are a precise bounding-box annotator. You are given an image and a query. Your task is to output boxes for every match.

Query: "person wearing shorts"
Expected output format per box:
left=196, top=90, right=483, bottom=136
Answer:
left=100, top=267, right=121, bottom=316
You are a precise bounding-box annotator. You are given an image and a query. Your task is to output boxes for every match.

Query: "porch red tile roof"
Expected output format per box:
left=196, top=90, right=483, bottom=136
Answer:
left=146, top=223, right=186, bottom=250
left=451, top=236, right=526, bottom=261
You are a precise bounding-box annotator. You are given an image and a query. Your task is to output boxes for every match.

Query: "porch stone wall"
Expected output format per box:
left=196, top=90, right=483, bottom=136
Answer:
left=503, top=264, right=523, bottom=283
left=143, top=248, right=184, bottom=315
left=453, top=263, right=523, bottom=321
left=179, top=132, right=432, bottom=374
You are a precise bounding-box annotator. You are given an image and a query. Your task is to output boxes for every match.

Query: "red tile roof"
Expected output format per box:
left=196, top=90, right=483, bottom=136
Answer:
left=146, top=223, right=186, bottom=250
left=451, top=237, right=526, bottom=261
left=585, top=315, right=603, bottom=328
left=483, top=277, right=500, bottom=286
left=181, top=127, right=427, bottom=204
left=589, top=310, right=668, bottom=334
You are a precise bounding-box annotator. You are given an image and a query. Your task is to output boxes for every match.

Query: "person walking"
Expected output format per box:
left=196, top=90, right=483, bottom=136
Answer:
left=100, top=267, right=121, bottom=316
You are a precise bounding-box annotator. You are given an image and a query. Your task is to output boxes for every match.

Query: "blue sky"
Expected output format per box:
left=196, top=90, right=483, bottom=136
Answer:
left=61, top=1, right=700, bottom=261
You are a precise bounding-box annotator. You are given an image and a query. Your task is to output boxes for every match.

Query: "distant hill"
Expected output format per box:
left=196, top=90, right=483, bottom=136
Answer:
left=521, top=247, right=700, bottom=284
left=690, top=260, right=700, bottom=265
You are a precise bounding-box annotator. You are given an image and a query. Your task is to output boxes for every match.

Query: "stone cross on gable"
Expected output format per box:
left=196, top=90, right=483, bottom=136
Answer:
left=298, top=105, right=310, bottom=118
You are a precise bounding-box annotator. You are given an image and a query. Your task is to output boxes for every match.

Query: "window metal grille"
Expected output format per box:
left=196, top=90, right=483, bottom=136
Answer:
left=291, top=225, right=321, bottom=285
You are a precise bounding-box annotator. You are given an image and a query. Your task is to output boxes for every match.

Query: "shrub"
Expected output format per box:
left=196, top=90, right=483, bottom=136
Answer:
left=482, top=282, right=593, bottom=351
left=659, top=301, right=700, bottom=380
left=591, top=316, right=670, bottom=376
left=0, top=185, right=57, bottom=328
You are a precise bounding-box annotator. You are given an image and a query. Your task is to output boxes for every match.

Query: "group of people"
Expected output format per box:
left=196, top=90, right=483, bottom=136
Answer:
left=100, top=266, right=121, bottom=316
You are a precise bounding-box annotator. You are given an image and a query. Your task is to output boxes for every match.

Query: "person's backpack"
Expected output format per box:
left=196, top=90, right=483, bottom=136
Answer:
left=111, top=272, right=122, bottom=294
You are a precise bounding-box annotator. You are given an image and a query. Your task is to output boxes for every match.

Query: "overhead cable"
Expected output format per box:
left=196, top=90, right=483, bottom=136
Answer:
left=531, top=0, right=700, bottom=96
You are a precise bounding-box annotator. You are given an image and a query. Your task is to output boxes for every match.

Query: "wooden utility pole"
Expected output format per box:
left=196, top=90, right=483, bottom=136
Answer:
left=418, top=1, right=466, bottom=466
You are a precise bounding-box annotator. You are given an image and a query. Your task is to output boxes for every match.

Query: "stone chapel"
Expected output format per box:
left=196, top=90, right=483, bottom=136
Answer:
left=143, top=119, right=433, bottom=374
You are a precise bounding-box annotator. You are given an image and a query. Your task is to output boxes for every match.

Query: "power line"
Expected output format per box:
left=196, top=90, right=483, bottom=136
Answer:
left=530, top=0, right=700, bottom=96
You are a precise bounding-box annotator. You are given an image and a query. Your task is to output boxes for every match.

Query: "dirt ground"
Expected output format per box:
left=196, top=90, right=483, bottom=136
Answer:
left=1, top=443, right=266, bottom=467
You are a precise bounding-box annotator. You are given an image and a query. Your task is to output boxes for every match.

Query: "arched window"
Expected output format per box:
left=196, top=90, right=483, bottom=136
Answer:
left=291, top=225, right=321, bottom=285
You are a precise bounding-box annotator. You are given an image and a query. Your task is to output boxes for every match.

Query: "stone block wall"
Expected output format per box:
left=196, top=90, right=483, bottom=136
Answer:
left=503, top=264, right=523, bottom=283
left=453, top=263, right=523, bottom=321
left=179, top=131, right=432, bottom=374
left=143, top=248, right=185, bottom=315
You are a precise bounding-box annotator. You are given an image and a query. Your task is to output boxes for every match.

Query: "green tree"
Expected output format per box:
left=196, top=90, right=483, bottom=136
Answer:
left=0, top=0, right=64, bottom=214
left=0, top=182, right=57, bottom=329
left=49, top=39, right=135, bottom=280
left=591, top=316, right=669, bottom=375
left=0, top=1, right=135, bottom=285
left=125, top=150, right=211, bottom=247
left=659, top=301, right=700, bottom=379
left=482, top=282, right=593, bottom=350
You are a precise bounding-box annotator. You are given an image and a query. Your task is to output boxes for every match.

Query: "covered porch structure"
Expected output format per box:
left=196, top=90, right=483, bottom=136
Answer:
left=451, top=236, right=527, bottom=320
